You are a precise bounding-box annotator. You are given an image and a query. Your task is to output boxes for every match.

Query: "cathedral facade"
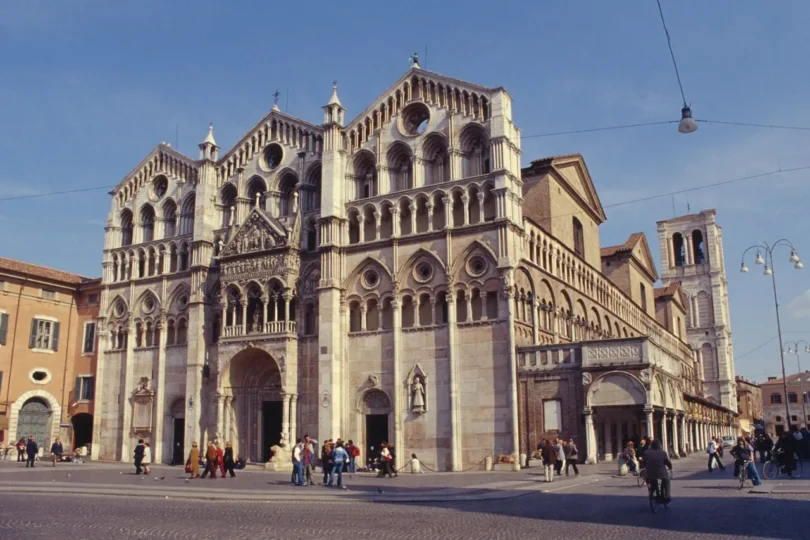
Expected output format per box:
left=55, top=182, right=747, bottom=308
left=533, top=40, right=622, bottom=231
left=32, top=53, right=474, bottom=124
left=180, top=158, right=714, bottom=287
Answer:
left=93, top=62, right=734, bottom=469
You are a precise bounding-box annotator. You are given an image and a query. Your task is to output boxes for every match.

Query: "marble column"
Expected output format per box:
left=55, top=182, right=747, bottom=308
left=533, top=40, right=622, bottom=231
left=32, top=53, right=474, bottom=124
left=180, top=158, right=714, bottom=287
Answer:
left=216, top=393, right=225, bottom=441
left=670, top=413, right=680, bottom=459
left=446, top=291, right=461, bottom=471
left=645, top=408, right=655, bottom=438
left=153, top=314, right=168, bottom=462
left=289, top=394, right=298, bottom=444
left=281, top=394, right=290, bottom=449
left=660, top=412, right=669, bottom=454
left=584, top=408, right=597, bottom=464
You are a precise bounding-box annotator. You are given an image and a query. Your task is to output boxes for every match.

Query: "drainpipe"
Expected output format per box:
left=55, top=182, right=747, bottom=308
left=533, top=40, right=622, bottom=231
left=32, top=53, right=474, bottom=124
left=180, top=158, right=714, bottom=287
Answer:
left=5, top=276, right=29, bottom=411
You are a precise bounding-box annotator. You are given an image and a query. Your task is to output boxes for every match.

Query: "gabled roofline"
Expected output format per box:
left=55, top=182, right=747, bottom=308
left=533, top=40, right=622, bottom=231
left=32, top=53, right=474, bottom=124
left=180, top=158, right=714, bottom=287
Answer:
left=522, top=153, right=607, bottom=224
left=601, top=232, right=659, bottom=282
left=110, top=143, right=197, bottom=195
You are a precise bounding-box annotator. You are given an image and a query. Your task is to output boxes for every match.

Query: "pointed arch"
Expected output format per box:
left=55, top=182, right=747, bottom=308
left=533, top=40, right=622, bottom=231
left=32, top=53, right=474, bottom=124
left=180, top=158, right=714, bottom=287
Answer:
left=107, top=294, right=129, bottom=319
left=450, top=239, right=498, bottom=279
left=166, top=282, right=191, bottom=314
left=134, top=288, right=161, bottom=317
left=387, top=141, right=414, bottom=192
left=345, top=255, right=394, bottom=288
left=396, top=247, right=447, bottom=288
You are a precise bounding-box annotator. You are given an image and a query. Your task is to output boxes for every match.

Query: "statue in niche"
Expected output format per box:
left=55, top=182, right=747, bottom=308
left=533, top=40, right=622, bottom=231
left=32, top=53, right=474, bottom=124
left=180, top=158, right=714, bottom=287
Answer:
left=411, top=376, right=426, bottom=413
left=252, top=309, right=261, bottom=332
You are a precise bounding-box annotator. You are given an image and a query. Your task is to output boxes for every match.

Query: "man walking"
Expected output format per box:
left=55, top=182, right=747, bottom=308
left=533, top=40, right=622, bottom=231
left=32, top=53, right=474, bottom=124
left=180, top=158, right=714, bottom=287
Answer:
left=50, top=438, right=63, bottom=467
left=553, top=438, right=565, bottom=476
left=291, top=439, right=304, bottom=486
left=133, top=439, right=145, bottom=475
left=25, top=436, right=38, bottom=468
left=707, top=436, right=725, bottom=473
left=564, top=438, right=580, bottom=476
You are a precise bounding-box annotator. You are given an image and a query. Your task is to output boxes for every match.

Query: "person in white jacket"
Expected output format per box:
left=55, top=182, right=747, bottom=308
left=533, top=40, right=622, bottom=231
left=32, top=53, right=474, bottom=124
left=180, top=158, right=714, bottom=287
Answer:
left=142, top=442, right=152, bottom=475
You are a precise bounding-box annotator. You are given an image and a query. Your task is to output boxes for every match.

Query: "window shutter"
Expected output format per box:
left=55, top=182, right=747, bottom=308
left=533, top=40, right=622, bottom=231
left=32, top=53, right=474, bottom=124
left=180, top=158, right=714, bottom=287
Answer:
left=29, top=319, right=38, bottom=348
left=87, top=377, right=95, bottom=400
left=84, top=323, right=95, bottom=353
left=0, top=313, right=8, bottom=345
left=74, top=377, right=81, bottom=401
left=51, top=321, right=60, bottom=351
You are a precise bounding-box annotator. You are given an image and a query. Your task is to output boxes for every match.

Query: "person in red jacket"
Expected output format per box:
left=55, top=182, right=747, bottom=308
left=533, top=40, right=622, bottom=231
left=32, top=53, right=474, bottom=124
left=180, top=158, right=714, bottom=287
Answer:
left=216, top=441, right=225, bottom=478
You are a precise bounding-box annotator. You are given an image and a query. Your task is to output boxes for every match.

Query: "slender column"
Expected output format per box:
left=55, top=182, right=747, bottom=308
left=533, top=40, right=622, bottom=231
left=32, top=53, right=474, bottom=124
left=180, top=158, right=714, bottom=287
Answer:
left=477, top=192, right=485, bottom=223
left=660, top=413, right=669, bottom=455
left=241, top=302, right=247, bottom=335
left=443, top=197, right=453, bottom=229
left=671, top=413, right=680, bottom=459
left=426, top=201, right=434, bottom=231
left=392, top=299, right=404, bottom=467
left=374, top=210, right=381, bottom=240
left=445, top=291, right=461, bottom=470
left=153, top=313, right=168, bottom=461
left=224, top=397, right=232, bottom=444
left=409, top=202, right=416, bottom=234
left=645, top=407, right=654, bottom=438
left=281, top=393, right=290, bottom=451
left=584, top=408, right=597, bottom=463
left=216, top=393, right=225, bottom=441
left=465, top=292, right=473, bottom=322
left=270, top=295, right=277, bottom=322
left=289, top=394, right=298, bottom=444
left=414, top=296, right=421, bottom=327
left=360, top=305, right=367, bottom=331
left=461, top=195, right=470, bottom=226
left=283, top=293, right=291, bottom=322
left=530, top=298, right=538, bottom=345
left=504, top=281, right=520, bottom=469
left=120, top=317, right=136, bottom=461
left=391, top=207, right=400, bottom=237
left=357, top=215, right=365, bottom=243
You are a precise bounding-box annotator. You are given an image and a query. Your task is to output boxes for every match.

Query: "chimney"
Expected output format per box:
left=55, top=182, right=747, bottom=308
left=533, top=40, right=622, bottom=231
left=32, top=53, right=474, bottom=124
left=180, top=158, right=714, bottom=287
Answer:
left=767, top=377, right=777, bottom=381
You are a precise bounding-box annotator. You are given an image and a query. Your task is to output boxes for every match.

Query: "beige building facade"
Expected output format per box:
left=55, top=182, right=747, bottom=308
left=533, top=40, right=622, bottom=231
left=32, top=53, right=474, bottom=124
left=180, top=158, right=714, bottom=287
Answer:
left=95, top=62, right=734, bottom=468
left=761, top=372, right=810, bottom=435
left=736, top=376, right=763, bottom=434
left=0, top=257, right=100, bottom=452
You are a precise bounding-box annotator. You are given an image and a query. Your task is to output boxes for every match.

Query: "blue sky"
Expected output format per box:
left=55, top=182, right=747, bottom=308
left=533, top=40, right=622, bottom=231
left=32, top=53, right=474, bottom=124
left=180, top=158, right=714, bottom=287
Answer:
left=2, top=0, right=809, bottom=382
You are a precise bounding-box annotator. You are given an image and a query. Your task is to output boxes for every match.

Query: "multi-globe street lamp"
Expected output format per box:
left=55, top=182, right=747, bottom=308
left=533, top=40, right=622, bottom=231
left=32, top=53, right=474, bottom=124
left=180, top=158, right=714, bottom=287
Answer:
left=783, top=340, right=810, bottom=428
left=740, top=240, right=803, bottom=432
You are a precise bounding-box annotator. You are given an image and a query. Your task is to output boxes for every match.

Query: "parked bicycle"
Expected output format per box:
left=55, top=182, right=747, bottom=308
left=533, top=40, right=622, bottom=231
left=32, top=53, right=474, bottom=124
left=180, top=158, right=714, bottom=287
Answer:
left=762, top=451, right=803, bottom=480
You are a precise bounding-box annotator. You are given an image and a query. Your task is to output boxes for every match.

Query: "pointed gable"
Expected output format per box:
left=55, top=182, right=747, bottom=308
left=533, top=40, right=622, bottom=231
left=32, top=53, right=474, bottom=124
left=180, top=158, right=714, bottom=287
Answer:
left=601, top=232, right=659, bottom=282
left=220, top=208, right=288, bottom=258
left=523, top=154, right=606, bottom=224
left=113, top=143, right=198, bottom=206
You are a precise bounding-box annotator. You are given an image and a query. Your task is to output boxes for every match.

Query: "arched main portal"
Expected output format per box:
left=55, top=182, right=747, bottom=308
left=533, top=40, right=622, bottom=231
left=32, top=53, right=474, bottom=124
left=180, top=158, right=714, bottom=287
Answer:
left=360, top=389, right=392, bottom=464
left=222, top=348, right=284, bottom=463
left=16, top=398, right=52, bottom=448
left=587, top=372, right=647, bottom=461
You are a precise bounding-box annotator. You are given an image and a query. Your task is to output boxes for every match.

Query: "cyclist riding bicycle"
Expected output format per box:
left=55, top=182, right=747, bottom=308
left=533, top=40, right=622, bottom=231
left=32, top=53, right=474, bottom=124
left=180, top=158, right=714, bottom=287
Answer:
left=644, top=439, right=672, bottom=503
left=774, top=432, right=797, bottom=473
left=730, top=437, right=762, bottom=486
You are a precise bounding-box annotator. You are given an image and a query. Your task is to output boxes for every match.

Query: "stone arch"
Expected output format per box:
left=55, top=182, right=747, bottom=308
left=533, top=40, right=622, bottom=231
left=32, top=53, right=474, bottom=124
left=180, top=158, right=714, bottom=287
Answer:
left=357, top=387, right=392, bottom=414
left=9, top=389, right=61, bottom=448
left=220, top=346, right=284, bottom=392
left=397, top=248, right=447, bottom=284
left=345, top=256, right=394, bottom=295
left=652, top=375, right=666, bottom=408
left=166, top=282, right=191, bottom=315
left=108, top=294, right=129, bottom=320
left=587, top=372, right=647, bottom=408
left=134, top=289, right=161, bottom=317
left=450, top=240, right=498, bottom=281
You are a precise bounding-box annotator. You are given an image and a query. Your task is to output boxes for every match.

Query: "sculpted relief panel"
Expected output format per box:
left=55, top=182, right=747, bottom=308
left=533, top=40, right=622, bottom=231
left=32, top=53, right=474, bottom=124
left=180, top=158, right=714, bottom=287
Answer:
left=221, top=212, right=287, bottom=257
left=220, top=254, right=300, bottom=284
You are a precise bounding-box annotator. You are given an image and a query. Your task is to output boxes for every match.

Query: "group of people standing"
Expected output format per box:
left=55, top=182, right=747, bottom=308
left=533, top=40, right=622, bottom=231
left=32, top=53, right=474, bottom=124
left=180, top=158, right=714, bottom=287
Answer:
left=184, top=440, right=239, bottom=479
left=15, top=436, right=67, bottom=468
left=537, top=438, right=579, bottom=482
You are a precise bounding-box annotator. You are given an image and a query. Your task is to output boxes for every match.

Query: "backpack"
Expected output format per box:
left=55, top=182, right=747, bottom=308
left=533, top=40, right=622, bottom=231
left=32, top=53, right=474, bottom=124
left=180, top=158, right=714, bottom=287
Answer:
left=351, top=445, right=360, bottom=458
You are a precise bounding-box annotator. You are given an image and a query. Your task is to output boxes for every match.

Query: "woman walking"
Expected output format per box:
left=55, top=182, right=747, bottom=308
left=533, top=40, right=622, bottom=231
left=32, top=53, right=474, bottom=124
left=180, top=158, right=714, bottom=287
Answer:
left=201, top=442, right=218, bottom=479
left=222, top=441, right=236, bottom=478
left=142, top=442, right=152, bottom=475
left=187, top=442, right=200, bottom=479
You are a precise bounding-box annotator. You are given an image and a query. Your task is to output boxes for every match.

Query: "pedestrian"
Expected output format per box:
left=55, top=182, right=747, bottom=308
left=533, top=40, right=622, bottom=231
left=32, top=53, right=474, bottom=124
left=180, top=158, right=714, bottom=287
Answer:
left=564, top=438, right=580, bottom=476
left=328, top=441, right=349, bottom=488
left=541, top=440, right=556, bottom=482
left=378, top=442, right=394, bottom=478
left=141, top=442, right=152, bottom=475
left=201, top=442, right=218, bottom=479
left=50, top=438, right=63, bottom=467
left=291, top=438, right=304, bottom=486
left=303, top=435, right=316, bottom=485
left=644, top=440, right=672, bottom=503
left=346, top=439, right=360, bottom=474
left=623, top=441, right=638, bottom=475
left=187, top=441, right=200, bottom=479
left=133, top=438, right=145, bottom=475
left=25, top=436, right=38, bottom=468
left=553, top=438, right=565, bottom=476
left=707, top=436, right=725, bottom=472
left=17, top=438, right=26, bottom=462
left=321, top=439, right=333, bottom=484
left=215, top=441, right=225, bottom=478
left=388, top=444, right=399, bottom=477
left=223, top=441, right=236, bottom=478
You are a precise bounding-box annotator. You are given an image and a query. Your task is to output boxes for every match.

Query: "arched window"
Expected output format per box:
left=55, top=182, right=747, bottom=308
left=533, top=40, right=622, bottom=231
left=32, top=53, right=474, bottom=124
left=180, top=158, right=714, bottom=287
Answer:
left=387, top=143, right=413, bottom=193
left=672, top=233, right=685, bottom=266
left=349, top=301, right=362, bottom=332
left=278, top=173, right=297, bottom=216
left=423, top=134, right=450, bottom=185
left=640, top=283, right=648, bottom=312
left=572, top=217, right=584, bottom=258
left=247, top=177, right=267, bottom=210
left=460, top=125, right=490, bottom=178
left=176, top=319, right=187, bottom=345
left=302, top=164, right=321, bottom=212
left=180, top=195, right=195, bottom=235
left=220, top=183, right=237, bottom=228
left=140, top=205, right=155, bottom=243
left=692, top=229, right=706, bottom=264
left=120, top=209, right=134, bottom=247
left=162, top=200, right=177, bottom=237
left=353, top=152, right=377, bottom=200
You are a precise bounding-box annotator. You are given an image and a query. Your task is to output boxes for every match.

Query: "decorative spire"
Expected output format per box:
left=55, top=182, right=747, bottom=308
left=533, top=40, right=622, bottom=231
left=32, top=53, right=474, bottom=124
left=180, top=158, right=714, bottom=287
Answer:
left=202, top=123, right=217, bottom=146
left=409, top=53, right=420, bottom=69
left=272, top=90, right=280, bottom=111
left=328, top=80, right=342, bottom=107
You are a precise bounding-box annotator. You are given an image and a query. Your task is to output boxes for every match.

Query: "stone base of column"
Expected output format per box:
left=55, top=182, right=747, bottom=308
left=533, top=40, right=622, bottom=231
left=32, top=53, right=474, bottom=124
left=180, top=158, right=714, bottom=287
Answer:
left=585, top=457, right=598, bottom=465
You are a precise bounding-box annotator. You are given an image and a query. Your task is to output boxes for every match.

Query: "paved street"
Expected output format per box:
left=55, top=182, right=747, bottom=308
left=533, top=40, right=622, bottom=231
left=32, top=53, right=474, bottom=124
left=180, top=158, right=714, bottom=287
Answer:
left=0, top=456, right=807, bottom=539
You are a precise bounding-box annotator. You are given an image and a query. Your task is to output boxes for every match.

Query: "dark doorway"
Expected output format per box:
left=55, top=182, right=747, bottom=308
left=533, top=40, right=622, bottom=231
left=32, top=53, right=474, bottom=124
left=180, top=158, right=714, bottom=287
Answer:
left=173, top=418, right=185, bottom=465
left=71, top=413, right=93, bottom=450
left=261, top=401, right=282, bottom=462
left=365, top=414, right=389, bottom=464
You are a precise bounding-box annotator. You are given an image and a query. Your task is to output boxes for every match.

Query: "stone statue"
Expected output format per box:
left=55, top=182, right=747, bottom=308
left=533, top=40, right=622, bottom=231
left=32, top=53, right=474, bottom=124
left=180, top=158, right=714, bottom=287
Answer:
left=292, top=192, right=299, bottom=214
left=266, top=431, right=292, bottom=471
left=229, top=206, right=235, bottom=227
left=252, top=309, right=261, bottom=332
left=411, top=376, right=426, bottom=413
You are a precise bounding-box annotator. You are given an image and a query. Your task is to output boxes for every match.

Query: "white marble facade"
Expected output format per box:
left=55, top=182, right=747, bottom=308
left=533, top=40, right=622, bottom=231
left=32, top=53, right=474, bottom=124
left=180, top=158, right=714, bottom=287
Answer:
left=93, top=61, right=524, bottom=470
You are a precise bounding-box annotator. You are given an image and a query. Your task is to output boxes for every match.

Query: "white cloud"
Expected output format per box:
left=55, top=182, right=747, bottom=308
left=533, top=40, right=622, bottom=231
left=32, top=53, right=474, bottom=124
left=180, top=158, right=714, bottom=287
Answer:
left=788, top=289, right=810, bottom=318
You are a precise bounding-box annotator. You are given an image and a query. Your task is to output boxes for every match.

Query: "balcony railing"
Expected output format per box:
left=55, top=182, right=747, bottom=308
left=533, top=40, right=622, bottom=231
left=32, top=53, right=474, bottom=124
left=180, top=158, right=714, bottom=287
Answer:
left=222, top=320, right=297, bottom=338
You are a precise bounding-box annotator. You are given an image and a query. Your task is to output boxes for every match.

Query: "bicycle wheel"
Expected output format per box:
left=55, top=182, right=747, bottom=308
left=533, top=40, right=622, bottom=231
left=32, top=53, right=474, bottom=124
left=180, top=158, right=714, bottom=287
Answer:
left=738, top=468, right=746, bottom=490
left=762, top=460, right=779, bottom=480
left=789, top=460, right=803, bottom=479
left=648, top=485, right=658, bottom=514
left=638, top=468, right=646, bottom=487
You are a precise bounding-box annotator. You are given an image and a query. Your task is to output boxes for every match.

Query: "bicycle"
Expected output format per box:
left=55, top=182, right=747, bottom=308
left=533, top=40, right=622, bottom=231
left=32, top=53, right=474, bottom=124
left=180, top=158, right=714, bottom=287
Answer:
left=637, top=467, right=646, bottom=487
left=761, top=452, right=803, bottom=480
left=738, top=460, right=750, bottom=490
left=647, top=477, right=670, bottom=513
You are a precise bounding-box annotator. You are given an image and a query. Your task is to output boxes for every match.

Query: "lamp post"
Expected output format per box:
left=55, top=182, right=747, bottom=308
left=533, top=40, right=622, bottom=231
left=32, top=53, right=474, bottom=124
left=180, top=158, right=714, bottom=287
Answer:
left=783, top=340, right=810, bottom=428
left=740, top=240, right=803, bottom=433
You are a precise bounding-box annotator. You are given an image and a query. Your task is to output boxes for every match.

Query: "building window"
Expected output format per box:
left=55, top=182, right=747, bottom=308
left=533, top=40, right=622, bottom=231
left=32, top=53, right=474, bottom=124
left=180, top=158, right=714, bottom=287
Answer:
left=0, top=311, right=9, bottom=345
left=41, top=289, right=56, bottom=300
left=775, top=415, right=783, bottom=422
left=543, top=399, right=562, bottom=432
left=640, top=283, right=648, bottom=312
left=82, top=322, right=96, bottom=354
left=672, top=233, right=685, bottom=266
left=791, top=415, right=798, bottom=422
left=572, top=218, right=584, bottom=258
left=88, top=293, right=100, bottom=305
left=788, top=392, right=798, bottom=403
left=74, top=376, right=95, bottom=401
left=29, top=318, right=60, bottom=351
left=770, top=393, right=782, bottom=404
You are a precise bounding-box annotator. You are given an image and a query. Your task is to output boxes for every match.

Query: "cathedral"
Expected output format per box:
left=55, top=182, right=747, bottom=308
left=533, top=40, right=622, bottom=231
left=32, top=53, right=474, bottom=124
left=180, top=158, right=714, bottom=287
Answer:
left=93, top=60, right=737, bottom=470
